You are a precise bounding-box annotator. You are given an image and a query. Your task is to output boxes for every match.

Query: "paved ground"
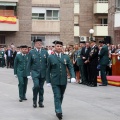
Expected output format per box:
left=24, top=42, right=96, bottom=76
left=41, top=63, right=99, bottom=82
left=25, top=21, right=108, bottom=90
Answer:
left=0, top=68, right=120, bottom=120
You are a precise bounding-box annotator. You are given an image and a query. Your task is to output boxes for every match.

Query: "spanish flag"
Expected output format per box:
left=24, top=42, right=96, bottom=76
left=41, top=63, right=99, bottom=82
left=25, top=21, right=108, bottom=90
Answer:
left=0, top=16, right=17, bottom=24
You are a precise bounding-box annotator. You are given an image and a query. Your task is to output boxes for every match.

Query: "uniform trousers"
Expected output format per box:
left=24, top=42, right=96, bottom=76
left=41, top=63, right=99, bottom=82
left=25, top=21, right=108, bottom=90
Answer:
left=52, top=85, right=66, bottom=113
left=32, top=77, right=45, bottom=104
left=18, top=76, right=28, bottom=99
left=88, top=64, right=97, bottom=86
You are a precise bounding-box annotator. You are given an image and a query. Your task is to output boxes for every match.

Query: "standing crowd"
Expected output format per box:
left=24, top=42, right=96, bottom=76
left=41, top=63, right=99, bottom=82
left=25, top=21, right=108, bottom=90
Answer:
left=0, top=39, right=120, bottom=120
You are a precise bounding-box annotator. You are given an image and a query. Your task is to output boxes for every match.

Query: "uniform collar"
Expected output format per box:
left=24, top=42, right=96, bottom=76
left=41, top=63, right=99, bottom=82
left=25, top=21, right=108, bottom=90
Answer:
left=35, top=48, right=41, bottom=52
left=22, top=53, right=26, bottom=56
left=55, top=52, right=62, bottom=58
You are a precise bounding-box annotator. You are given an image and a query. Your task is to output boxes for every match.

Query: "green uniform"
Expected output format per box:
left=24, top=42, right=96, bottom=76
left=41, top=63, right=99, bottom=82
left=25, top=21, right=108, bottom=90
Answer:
left=99, top=45, right=109, bottom=85
left=76, top=48, right=84, bottom=83
left=27, top=48, right=48, bottom=104
left=0, top=51, right=4, bottom=67
left=46, top=53, right=75, bottom=113
left=14, top=53, right=29, bottom=100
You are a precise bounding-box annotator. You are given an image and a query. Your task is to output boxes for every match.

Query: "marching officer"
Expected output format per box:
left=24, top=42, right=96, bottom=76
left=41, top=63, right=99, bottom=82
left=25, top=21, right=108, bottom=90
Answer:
left=46, top=40, right=76, bottom=120
left=87, top=40, right=99, bottom=87
left=99, top=40, right=109, bottom=86
left=0, top=46, right=5, bottom=68
left=27, top=39, right=48, bottom=108
left=14, top=45, right=29, bottom=102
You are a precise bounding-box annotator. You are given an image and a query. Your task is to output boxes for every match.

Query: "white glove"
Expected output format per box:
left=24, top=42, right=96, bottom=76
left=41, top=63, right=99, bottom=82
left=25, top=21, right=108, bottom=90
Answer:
left=14, top=75, right=17, bottom=78
left=47, top=83, right=51, bottom=87
left=71, top=78, right=76, bottom=83
left=27, top=76, right=32, bottom=80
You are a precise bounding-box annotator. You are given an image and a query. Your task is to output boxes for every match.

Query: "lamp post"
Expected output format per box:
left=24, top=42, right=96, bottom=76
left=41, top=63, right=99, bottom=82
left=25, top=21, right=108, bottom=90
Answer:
left=89, top=29, right=94, bottom=41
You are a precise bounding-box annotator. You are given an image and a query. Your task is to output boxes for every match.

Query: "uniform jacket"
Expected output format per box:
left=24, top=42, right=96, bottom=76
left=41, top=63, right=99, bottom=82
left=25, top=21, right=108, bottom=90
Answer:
left=27, top=48, right=48, bottom=79
left=99, top=45, right=109, bottom=65
left=46, top=53, right=75, bottom=85
left=14, top=53, right=29, bottom=77
left=76, top=48, right=84, bottom=66
left=88, top=45, right=99, bottom=65
left=0, top=51, right=4, bottom=58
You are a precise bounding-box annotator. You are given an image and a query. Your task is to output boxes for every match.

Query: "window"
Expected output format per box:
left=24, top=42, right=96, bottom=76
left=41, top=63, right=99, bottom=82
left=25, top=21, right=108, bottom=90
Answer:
left=32, top=13, right=45, bottom=20
left=100, top=18, right=108, bottom=25
left=97, top=0, right=108, bottom=3
left=74, top=0, right=79, bottom=3
left=46, top=10, right=59, bottom=20
left=0, top=35, right=5, bottom=44
left=0, top=6, right=17, bottom=16
left=116, top=0, right=120, bottom=11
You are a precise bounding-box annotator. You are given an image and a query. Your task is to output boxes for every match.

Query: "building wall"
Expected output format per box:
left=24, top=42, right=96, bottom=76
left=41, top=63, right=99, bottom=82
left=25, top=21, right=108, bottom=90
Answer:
left=5, top=0, right=32, bottom=46
left=108, top=0, right=115, bottom=44
left=79, top=0, right=94, bottom=38
left=60, top=0, right=74, bottom=45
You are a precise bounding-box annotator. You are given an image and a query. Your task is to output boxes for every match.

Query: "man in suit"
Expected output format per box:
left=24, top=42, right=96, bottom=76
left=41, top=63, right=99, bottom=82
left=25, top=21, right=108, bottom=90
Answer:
left=14, top=45, right=29, bottom=102
left=27, top=39, right=48, bottom=108
left=99, top=40, right=109, bottom=86
left=46, top=41, right=76, bottom=120
left=81, top=42, right=91, bottom=85
left=5, top=46, right=13, bottom=68
left=87, top=40, right=99, bottom=87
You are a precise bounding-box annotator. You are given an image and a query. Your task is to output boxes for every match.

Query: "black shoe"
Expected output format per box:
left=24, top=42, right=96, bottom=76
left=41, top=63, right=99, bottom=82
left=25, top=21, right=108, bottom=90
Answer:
left=33, top=102, right=37, bottom=108
left=39, top=103, right=44, bottom=108
left=56, top=113, right=62, bottom=120
left=99, top=84, right=107, bottom=86
left=89, top=84, right=97, bottom=87
left=23, top=98, right=27, bottom=100
left=19, top=99, right=23, bottom=102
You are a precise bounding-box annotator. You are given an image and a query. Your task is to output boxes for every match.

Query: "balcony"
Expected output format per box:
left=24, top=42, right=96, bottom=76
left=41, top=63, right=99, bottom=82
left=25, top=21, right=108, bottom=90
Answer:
left=74, top=26, right=80, bottom=36
left=74, top=3, right=79, bottom=14
left=94, top=1, right=108, bottom=14
left=93, top=24, right=108, bottom=36
left=114, top=12, right=120, bottom=28
left=74, top=16, right=79, bottom=25
left=32, top=20, right=60, bottom=34
left=0, top=19, right=19, bottom=31
left=32, top=0, right=60, bottom=5
left=0, top=0, right=18, bottom=2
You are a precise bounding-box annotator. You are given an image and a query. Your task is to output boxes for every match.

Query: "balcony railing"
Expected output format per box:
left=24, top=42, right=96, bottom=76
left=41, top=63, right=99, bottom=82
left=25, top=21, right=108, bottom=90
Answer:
left=0, top=19, right=19, bottom=31
left=95, top=0, right=108, bottom=3
left=94, top=1, right=108, bottom=14
left=94, top=24, right=108, bottom=36
left=32, top=20, right=60, bottom=33
left=94, top=24, right=108, bottom=26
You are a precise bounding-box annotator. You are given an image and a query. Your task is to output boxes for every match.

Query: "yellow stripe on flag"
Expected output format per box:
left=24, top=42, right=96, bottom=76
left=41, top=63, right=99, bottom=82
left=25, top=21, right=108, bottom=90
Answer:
left=0, top=16, right=16, bottom=24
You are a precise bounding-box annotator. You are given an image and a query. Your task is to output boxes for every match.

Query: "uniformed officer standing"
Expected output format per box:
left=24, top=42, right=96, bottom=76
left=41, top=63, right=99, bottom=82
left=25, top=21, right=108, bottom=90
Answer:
left=87, top=40, right=99, bottom=87
left=46, top=41, right=76, bottom=120
left=0, top=46, right=5, bottom=68
left=27, top=39, right=48, bottom=108
left=99, top=40, right=109, bottom=86
left=14, top=45, right=29, bottom=102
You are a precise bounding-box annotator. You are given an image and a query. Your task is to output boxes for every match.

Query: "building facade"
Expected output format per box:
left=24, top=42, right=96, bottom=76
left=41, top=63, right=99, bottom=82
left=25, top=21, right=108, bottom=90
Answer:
left=0, top=0, right=109, bottom=46
left=108, top=0, right=120, bottom=44
left=0, top=0, right=32, bottom=46
left=74, top=0, right=109, bottom=43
